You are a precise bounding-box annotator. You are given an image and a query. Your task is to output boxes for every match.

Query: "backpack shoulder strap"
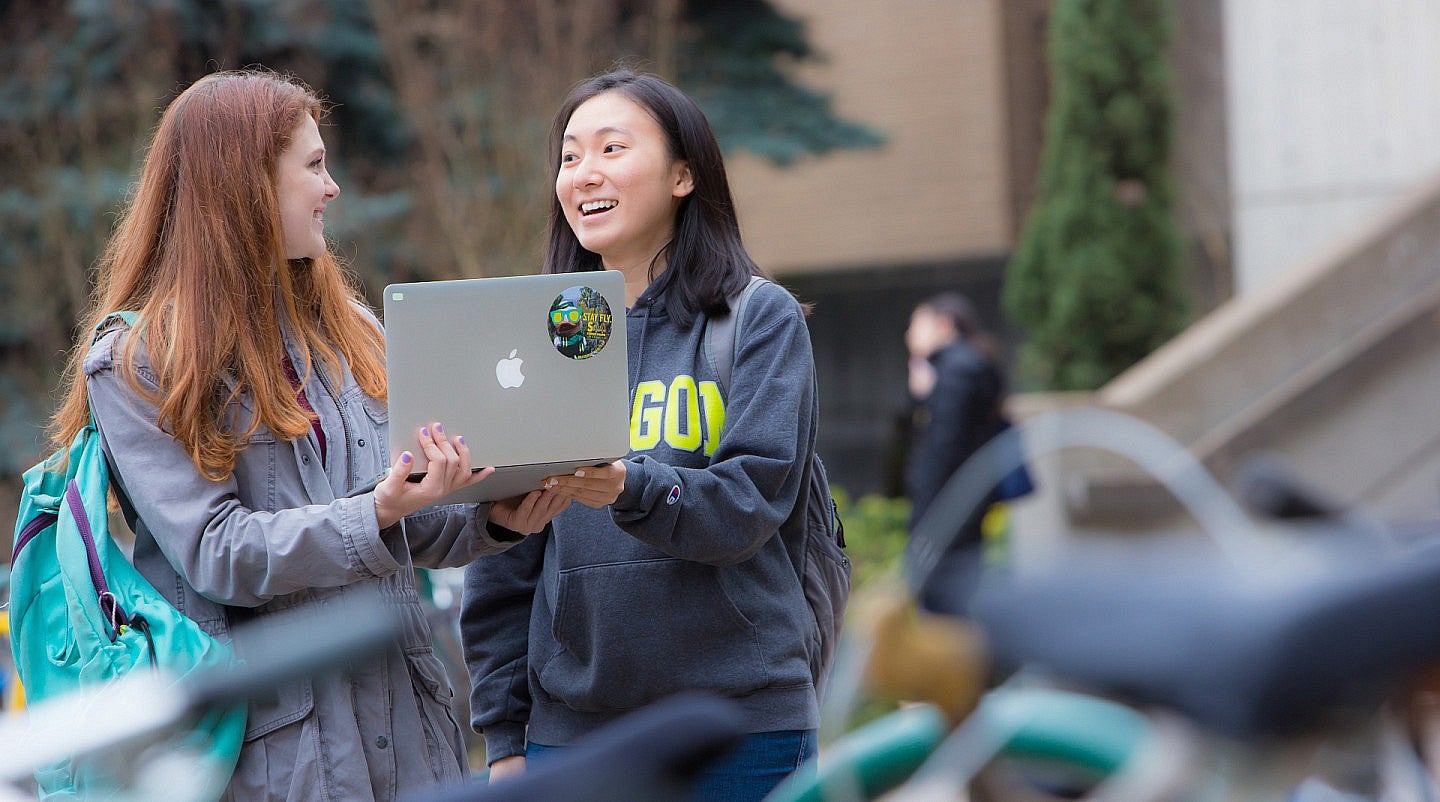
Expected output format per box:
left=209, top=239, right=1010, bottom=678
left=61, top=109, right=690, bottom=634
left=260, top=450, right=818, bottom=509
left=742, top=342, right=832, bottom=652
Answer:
left=94, top=311, right=138, bottom=343
left=705, top=276, right=768, bottom=395
left=88, top=311, right=140, bottom=430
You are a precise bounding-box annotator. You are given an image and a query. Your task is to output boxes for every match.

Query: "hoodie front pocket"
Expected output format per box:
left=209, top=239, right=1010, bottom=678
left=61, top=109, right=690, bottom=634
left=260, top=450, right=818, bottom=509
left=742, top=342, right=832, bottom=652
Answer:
left=539, top=557, right=768, bottom=712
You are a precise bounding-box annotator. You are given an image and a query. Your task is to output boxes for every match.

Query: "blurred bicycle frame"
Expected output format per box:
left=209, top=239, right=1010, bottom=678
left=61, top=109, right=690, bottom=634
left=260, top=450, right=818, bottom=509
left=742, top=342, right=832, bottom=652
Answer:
left=9, top=408, right=1440, bottom=802
left=783, top=407, right=1440, bottom=802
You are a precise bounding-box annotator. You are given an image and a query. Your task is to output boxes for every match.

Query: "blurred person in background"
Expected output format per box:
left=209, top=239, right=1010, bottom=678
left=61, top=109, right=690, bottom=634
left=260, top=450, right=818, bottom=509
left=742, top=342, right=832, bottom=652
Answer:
left=904, top=292, right=1006, bottom=610
left=462, top=68, right=823, bottom=802
left=59, top=69, right=564, bottom=800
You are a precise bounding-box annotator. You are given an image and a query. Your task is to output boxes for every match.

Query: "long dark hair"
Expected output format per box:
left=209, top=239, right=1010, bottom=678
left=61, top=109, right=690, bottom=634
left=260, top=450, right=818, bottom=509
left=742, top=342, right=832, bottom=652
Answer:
left=543, top=69, right=763, bottom=325
left=919, top=292, right=1000, bottom=364
left=918, top=292, right=1007, bottom=417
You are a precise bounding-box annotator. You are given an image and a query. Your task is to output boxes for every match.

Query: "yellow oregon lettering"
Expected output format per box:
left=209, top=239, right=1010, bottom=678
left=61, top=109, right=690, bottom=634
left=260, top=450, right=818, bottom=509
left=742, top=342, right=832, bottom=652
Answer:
left=699, top=381, right=725, bottom=456
left=630, top=381, right=665, bottom=450
left=629, top=378, right=729, bottom=455
left=665, top=376, right=702, bottom=452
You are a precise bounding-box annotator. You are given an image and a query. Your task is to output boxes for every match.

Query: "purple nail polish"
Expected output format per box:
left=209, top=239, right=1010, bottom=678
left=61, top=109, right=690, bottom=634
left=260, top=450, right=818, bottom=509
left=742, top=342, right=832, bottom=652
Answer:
left=401, top=452, right=413, bottom=464
left=435, top=422, right=444, bottom=434
left=420, top=427, right=429, bottom=438
left=456, top=435, right=465, bottom=445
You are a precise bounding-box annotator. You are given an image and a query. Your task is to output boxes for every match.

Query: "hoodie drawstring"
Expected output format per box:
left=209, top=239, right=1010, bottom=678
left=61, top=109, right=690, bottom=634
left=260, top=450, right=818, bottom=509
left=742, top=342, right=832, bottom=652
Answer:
left=630, top=297, right=654, bottom=410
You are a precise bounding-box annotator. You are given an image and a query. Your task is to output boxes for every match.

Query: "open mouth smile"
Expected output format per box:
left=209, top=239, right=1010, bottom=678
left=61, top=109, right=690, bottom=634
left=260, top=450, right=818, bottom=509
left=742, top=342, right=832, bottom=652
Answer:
left=580, top=200, right=617, bottom=216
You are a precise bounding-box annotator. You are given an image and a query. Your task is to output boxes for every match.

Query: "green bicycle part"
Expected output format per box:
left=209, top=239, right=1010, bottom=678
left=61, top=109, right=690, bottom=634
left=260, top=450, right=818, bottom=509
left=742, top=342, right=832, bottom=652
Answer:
left=765, top=703, right=949, bottom=802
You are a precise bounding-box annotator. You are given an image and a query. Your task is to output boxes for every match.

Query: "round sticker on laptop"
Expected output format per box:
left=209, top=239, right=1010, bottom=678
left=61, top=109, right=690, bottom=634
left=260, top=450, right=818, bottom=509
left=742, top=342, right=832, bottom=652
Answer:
left=548, top=286, right=613, bottom=360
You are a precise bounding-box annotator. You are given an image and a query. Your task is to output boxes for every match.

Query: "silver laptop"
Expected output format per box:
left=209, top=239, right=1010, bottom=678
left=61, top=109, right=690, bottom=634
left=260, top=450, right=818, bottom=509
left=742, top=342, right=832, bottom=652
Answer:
left=380, top=270, right=630, bottom=503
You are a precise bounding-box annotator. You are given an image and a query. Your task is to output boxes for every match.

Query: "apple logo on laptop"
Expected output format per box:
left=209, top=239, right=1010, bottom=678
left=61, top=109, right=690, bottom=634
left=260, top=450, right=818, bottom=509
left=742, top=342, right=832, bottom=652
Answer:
left=495, top=349, right=525, bottom=389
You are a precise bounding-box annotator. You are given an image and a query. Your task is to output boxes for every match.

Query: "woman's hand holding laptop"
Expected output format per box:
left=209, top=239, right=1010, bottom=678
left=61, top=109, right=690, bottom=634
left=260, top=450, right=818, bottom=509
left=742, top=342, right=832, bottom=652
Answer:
left=544, top=460, right=626, bottom=509
left=490, top=487, right=571, bottom=534
left=374, top=421, right=493, bottom=528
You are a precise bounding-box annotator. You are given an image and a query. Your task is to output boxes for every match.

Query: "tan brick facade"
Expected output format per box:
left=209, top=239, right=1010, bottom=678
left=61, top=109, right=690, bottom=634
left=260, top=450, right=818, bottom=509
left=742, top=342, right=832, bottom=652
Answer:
left=728, top=0, right=1016, bottom=275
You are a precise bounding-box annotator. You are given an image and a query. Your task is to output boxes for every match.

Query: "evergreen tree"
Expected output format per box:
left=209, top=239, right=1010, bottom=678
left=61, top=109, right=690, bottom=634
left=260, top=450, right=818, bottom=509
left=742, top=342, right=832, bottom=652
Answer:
left=0, top=0, right=882, bottom=476
left=680, top=0, right=885, bottom=165
left=1003, top=0, right=1188, bottom=391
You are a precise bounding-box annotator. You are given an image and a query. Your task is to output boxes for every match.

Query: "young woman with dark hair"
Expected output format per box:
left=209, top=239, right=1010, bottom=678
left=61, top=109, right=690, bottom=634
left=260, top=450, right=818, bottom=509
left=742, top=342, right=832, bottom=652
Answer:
left=58, top=69, right=564, bottom=800
left=537, top=70, right=759, bottom=320
left=462, top=69, right=823, bottom=801
left=903, top=291, right=1007, bottom=609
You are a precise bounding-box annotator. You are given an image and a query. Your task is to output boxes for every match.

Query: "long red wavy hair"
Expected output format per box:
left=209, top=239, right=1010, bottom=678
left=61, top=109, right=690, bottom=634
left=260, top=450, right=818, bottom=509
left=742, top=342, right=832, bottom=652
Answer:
left=50, top=70, right=386, bottom=481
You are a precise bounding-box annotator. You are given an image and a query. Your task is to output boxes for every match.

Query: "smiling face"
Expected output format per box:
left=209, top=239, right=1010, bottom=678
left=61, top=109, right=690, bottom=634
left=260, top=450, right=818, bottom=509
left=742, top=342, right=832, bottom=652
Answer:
left=556, top=91, right=694, bottom=274
left=276, top=114, right=340, bottom=261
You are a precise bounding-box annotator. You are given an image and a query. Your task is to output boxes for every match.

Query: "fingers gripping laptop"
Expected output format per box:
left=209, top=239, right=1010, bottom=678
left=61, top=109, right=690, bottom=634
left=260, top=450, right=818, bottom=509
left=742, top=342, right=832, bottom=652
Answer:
left=377, top=271, right=630, bottom=504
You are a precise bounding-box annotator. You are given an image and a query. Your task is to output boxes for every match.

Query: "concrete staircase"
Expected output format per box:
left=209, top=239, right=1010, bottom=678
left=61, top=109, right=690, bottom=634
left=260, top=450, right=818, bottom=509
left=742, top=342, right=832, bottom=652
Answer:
left=1016, top=168, right=1440, bottom=539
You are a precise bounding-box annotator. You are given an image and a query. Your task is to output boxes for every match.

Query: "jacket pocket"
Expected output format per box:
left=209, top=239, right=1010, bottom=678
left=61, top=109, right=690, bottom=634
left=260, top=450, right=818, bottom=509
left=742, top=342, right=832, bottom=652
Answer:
left=360, top=393, right=389, bottom=426
left=539, top=558, right=768, bottom=711
left=243, top=677, right=314, bottom=742
left=357, top=393, right=391, bottom=483
left=233, top=427, right=279, bottom=512
left=404, top=647, right=466, bottom=785
left=229, top=679, right=314, bottom=801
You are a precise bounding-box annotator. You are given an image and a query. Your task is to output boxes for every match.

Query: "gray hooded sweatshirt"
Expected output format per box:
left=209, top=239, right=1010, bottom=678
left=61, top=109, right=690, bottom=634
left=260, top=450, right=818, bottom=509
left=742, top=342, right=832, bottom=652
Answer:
left=462, top=275, right=822, bottom=763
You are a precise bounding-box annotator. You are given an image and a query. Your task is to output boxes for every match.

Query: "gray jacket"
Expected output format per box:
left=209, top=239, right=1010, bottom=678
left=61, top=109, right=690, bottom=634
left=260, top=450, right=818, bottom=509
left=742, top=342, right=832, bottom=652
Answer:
left=85, top=313, right=516, bottom=801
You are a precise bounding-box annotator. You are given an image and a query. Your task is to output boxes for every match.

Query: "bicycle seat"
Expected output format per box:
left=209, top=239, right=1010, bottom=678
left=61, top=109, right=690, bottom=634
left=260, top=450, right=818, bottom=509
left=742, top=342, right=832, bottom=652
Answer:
left=412, top=693, right=745, bottom=802
left=966, top=534, right=1440, bottom=737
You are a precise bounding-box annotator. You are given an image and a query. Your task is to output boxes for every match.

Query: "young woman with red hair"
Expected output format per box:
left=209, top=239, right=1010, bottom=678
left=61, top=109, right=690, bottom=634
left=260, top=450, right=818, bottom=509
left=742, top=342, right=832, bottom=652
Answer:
left=52, top=69, right=564, bottom=800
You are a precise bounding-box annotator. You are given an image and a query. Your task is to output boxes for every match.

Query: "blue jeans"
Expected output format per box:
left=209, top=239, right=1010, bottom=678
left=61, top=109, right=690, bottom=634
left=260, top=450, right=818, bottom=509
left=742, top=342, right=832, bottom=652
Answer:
left=528, top=728, right=816, bottom=802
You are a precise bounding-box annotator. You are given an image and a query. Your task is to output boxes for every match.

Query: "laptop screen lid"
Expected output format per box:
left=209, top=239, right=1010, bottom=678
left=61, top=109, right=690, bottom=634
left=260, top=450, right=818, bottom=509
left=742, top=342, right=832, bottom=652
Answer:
left=381, top=270, right=630, bottom=503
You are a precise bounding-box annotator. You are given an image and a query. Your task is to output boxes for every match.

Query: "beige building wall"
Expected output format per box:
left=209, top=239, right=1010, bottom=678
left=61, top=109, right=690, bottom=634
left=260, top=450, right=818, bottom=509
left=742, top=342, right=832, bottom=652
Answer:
left=1223, top=0, right=1440, bottom=294
left=728, top=0, right=1014, bottom=275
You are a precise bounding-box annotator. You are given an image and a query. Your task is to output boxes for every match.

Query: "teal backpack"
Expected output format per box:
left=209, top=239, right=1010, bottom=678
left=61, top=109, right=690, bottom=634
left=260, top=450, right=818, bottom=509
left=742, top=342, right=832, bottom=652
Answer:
left=10, top=312, right=245, bottom=799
